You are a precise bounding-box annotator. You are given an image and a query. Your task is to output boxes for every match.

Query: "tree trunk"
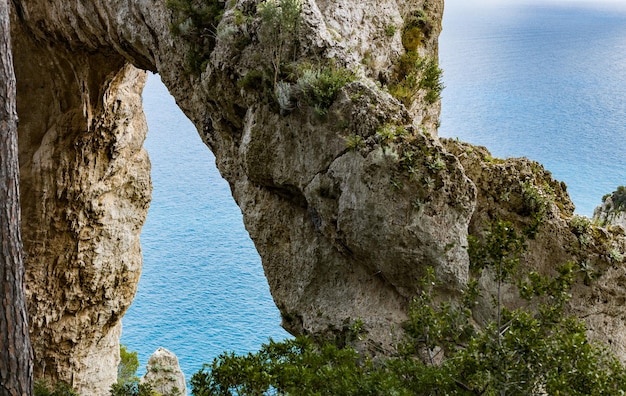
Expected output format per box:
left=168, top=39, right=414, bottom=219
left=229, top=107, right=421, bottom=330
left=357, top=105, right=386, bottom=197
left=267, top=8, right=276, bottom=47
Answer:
left=0, top=0, right=33, bottom=394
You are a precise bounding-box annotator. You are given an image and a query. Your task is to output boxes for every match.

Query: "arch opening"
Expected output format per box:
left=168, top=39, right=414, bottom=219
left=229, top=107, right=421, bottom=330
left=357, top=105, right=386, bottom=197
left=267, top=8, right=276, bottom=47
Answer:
left=121, top=73, right=290, bottom=378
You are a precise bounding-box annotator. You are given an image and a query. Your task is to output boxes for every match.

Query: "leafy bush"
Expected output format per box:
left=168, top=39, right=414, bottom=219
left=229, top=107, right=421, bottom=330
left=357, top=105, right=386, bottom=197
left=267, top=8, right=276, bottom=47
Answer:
left=110, top=382, right=156, bottom=396
left=604, top=185, right=626, bottom=212
left=344, top=134, right=365, bottom=151
left=296, top=66, right=356, bottom=115
left=34, top=380, right=78, bottom=396
left=389, top=52, right=444, bottom=106
left=520, top=181, right=553, bottom=237
left=570, top=214, right=592, bottom=236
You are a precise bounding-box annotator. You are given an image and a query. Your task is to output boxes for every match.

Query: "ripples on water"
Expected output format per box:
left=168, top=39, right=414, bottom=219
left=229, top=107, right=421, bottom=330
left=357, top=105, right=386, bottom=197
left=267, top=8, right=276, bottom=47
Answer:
left=122, top=0, right=626, bottom=383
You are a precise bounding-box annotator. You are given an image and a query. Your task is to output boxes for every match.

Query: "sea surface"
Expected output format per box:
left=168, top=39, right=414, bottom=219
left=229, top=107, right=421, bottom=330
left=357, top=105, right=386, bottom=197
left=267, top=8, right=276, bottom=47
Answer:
left=439, top=0, right=626, bottom=215
left=121, top=0, right=626, bottom=383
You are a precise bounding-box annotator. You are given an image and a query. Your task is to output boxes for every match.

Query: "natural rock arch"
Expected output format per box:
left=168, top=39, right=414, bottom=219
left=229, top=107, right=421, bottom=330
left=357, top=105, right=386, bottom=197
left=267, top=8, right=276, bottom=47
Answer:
left=10, top=0, right=626, bottom=394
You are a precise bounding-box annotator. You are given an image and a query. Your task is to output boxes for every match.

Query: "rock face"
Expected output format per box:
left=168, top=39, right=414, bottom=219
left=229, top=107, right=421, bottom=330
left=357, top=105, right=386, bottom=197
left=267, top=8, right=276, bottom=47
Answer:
left=9, top=0, right=626, bottom=394
left=13, top=11, right=152, bottom=391
left=594, top=187, right=626, bottom=230
left=142, top=348, right=187, bottom=396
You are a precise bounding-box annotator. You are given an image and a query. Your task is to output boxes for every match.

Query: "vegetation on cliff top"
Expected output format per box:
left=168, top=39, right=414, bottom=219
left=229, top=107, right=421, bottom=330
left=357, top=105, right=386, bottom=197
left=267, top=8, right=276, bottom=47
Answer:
left=602, top=185, right=626, bottom=212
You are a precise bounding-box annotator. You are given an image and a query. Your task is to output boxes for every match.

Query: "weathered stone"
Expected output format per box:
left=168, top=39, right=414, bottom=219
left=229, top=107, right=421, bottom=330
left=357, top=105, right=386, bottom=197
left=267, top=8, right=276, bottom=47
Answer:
left=593, top=189, right=626, bottom=230
left=142, top=348, right=187, bottom=396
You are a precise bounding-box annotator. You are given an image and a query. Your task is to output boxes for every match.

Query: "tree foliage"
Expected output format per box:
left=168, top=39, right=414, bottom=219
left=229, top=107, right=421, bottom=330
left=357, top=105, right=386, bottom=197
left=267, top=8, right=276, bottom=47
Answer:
left=190, top=220, right=626, bottom=395
left=257, top=0, right=302, bottom=86
left=111, top=345, right=157, bottom=396
left=118, top=344, right=141, bottom=385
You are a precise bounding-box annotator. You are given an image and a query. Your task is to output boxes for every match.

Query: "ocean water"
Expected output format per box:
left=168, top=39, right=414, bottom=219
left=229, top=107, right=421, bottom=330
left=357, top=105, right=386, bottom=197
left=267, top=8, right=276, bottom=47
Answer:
left=121, top=0, right=626, bottom=385
left=439, top=0, right=626, bottom=215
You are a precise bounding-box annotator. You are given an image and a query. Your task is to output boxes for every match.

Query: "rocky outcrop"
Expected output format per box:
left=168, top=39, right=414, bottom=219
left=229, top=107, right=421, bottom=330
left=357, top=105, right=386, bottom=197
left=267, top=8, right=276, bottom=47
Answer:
left=141, top=348, right=187, bottom=396
left=444, top=139, right=626, bottom=357
left=9, top=0, right=626, bottom=394
left=594, top=187, right=626, bottom=230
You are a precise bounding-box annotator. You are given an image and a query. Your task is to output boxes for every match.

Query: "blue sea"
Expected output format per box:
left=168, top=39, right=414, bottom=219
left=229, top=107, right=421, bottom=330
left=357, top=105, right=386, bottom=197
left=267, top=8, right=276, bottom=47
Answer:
left=121, top=0, right=626, bottom=384
left=439, top=0, right=626, bottom=215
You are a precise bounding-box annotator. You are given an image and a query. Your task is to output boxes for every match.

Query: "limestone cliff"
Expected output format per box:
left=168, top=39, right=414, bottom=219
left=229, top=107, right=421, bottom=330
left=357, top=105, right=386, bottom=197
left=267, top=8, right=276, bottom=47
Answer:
left=9, top=0, right=626, bottom=394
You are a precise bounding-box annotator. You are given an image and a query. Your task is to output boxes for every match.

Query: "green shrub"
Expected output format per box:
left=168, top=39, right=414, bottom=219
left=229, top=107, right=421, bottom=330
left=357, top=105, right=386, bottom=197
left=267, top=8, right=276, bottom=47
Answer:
left=384, top=24, right=397, bottom=37
left=34, top=380, right=78, bottom=396
left=570, top=214, right=592, bottom=236
left=389, top=53, right=443, bottom=106
left=344, top=134, right=364, bottom=151
left=605, top=185, right=626, bottom=211
left=296, top=66, right=356, bottom=115
left=520, top=181, right=553, bottom=237
left=110, top=382, right=156, bottom=396
left=258, top=0, right=303, bottom=86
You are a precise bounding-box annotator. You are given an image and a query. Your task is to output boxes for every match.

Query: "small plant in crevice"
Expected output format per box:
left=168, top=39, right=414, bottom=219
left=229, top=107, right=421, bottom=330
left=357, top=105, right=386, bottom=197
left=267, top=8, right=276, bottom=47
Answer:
left=521, top=181, right=553, bottom=237
left=609, top=248, right=624, bottom=264
left=426, top=154, right=446, bottom=173
left=273, top=65, right=356, bottom=116
left=579, top=260, right=597, bottom=285
left=376, top=124, right=396, bottom=145
left=376, top=124, right=408, bottom=146
left=167, top=0, right=226, bottom=74
left=570, top=214, right=592, bottom=247
left=384, top=24, right=397, bottom=37
left=295, top=66, right=356, bottom=116
left=274, top=81, right=296, bottom=115
left=389, top=52, right=444, bottom=106
left=345, top=134, right=365, bottom=151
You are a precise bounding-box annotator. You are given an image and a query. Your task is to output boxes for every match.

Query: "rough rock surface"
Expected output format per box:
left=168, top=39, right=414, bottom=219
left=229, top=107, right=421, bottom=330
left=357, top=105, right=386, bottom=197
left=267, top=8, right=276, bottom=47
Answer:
left=444, top=139, right=626, bottom=357
left=13, top=13, right=151, bottom=391
left=141, top=348, right=187, bottom=396
left=9, top=0, right=626, bottom=394
left=594, top=188, right=626, bottom=230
